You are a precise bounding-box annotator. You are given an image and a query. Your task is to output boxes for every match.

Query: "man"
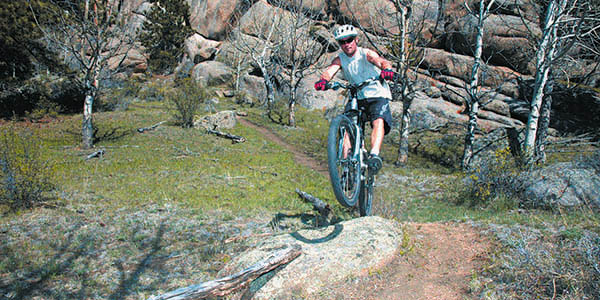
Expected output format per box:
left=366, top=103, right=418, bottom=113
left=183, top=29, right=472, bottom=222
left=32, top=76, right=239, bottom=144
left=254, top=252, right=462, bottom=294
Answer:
left=314, top=24, right=394, bottom=174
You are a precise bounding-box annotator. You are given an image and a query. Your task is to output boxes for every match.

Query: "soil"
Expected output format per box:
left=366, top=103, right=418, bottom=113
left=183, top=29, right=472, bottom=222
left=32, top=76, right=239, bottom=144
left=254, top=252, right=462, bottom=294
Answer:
left=238, top=117, right=492, bottom=300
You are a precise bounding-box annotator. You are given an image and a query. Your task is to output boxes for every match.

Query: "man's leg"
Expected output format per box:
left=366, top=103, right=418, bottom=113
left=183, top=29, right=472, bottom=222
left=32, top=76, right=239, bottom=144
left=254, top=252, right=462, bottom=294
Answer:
left=370, top=118, right=385, bottom=156
left=367, top=118, right=385, bottom=174
left=343, top=132, right=351, bottom=158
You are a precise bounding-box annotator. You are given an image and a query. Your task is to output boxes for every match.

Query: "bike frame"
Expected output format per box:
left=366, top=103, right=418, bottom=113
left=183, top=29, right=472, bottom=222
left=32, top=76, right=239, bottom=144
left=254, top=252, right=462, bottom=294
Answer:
left=328, top=78, right=380, bottom=179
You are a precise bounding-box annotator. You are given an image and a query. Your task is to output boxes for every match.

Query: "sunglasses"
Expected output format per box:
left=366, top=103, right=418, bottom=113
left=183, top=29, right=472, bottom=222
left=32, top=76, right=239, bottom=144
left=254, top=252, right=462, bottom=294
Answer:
left=338, top=37, right=355, bottom=45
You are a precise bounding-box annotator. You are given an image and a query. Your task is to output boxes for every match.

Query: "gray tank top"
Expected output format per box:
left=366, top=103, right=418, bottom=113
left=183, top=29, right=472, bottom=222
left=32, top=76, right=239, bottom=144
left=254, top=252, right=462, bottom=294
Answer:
left=338, top=47, right=392, bottom=100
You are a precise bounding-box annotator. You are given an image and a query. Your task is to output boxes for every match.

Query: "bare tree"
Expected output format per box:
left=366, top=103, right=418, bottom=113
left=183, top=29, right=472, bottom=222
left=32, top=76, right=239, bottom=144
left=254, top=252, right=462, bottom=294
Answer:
left=271, top=0, right=326, bottom=127
left=460, top=0, right=496, bottom=169
left=226, top=1, right=287, bottom=116
left=349, top=0, right=436, bottom=166
left=522, top=0, right=600, bottom=165
left=387, top=0, right=424, bottom=166
left=29, top=0, right=135, bottom=149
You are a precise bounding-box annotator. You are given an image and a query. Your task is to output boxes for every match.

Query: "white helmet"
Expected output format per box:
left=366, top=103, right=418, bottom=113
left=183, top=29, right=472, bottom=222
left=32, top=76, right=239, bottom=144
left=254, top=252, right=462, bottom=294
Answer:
left=333, top=24, right=358, bottom=41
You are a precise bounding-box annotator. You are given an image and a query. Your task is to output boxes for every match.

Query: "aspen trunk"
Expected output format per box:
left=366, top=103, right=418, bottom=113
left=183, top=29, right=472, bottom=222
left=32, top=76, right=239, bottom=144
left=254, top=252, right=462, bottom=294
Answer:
left=461, top=0, right=491, bottom=169
left=523, top=0, right=565, bottom=165
left=395, top=6, right=412, bottom=166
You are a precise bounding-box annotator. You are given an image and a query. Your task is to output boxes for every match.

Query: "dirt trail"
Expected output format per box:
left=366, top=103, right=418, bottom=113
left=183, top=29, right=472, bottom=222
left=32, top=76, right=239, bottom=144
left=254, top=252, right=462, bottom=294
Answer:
left=238, top=117, right=491, bottom=299
left=238, top=118, right=329, bottom=176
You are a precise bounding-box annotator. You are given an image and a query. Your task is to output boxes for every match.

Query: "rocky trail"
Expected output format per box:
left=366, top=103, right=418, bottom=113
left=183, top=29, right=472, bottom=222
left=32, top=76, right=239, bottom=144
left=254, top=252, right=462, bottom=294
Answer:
left=237, top=117, right=492, bottom=299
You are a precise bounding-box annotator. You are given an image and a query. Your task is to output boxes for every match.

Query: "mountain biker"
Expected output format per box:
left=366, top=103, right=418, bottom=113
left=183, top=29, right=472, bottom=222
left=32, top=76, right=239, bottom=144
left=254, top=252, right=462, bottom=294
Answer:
left=314, top=24, right=394, bottom=174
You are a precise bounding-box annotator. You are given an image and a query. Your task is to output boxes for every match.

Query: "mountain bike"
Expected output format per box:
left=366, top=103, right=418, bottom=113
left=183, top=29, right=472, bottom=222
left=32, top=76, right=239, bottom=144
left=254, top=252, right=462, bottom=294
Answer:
left=323, top=77, right=384, bottom=216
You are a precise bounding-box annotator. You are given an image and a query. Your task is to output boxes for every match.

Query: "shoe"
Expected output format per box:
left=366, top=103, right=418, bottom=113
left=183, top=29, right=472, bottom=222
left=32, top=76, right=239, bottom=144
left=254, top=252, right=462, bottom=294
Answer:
left=367, top=154, right=383, bottom=175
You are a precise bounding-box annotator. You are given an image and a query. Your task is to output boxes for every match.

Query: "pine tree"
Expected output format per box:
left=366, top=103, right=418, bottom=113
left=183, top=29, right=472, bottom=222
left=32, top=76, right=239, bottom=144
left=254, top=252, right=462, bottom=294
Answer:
left=139, top=0, right=193, bottom=74
left=0, top=0, right=60, bottom=81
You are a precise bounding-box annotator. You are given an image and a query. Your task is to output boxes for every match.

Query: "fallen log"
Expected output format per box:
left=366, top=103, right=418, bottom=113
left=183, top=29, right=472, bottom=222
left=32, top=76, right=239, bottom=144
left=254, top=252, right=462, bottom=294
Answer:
left=86, top=149, right=105, bottom=160
left=137, top=121, right=166, bottom=133
left=207, top=129, right=246, bottom=143
left=295, top=189, right=331, bottom=218
left=148, top=244, right=302, bottom=300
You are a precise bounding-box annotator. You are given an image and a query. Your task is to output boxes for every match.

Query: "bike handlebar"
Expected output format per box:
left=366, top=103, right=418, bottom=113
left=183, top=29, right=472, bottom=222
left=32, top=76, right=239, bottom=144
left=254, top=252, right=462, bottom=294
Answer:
left=324, top=76, right=387, bottom=92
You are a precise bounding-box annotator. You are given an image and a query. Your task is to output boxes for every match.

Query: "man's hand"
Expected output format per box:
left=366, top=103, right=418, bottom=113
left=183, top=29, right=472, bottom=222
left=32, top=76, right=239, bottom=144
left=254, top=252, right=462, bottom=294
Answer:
left=380, top=69, right=394, bottom=81
left=314, top=79, right=328, bottom=91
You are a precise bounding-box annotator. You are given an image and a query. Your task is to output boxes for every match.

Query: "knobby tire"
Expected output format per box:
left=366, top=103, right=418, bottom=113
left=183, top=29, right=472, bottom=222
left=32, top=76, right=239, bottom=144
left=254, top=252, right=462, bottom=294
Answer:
left=327, top=115, right=361, bottom=207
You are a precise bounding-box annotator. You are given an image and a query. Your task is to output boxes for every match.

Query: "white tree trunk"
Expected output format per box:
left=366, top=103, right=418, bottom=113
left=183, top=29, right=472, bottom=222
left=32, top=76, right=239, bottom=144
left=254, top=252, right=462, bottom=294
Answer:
left=82, top=76, right=96, bottom=149
left=396, top=5, right=412, bottom=166
left=461, top=0, right=493, bottom=169
left=523, top=0, right=566, bottom=165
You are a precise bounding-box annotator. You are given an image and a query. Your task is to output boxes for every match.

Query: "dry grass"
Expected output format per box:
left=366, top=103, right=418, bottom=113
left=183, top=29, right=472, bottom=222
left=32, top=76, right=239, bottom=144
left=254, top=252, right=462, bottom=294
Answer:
left=0, top=204, right=272, bottom=299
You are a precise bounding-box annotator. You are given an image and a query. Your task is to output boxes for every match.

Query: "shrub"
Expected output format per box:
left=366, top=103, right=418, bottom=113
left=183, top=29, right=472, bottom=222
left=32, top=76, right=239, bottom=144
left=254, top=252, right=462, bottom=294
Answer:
left=464, top=146, right=524, bottom=209
left=0, top=128, right=54, bottom=210
left=482, top=225, right=600, bottom=299
left=166, top=78, right=210, bottom=128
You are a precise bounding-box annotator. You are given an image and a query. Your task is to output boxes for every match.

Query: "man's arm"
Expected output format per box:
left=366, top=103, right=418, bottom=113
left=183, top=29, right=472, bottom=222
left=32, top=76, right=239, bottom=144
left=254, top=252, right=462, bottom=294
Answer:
left=365, top=48, right=392, bottom=70
left=320, top=57, right=342, bottom=81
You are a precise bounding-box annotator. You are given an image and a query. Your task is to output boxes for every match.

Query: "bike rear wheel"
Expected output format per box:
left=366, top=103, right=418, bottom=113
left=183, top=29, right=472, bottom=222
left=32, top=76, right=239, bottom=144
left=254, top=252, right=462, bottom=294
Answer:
left=327, top=115, right=361, bottom=207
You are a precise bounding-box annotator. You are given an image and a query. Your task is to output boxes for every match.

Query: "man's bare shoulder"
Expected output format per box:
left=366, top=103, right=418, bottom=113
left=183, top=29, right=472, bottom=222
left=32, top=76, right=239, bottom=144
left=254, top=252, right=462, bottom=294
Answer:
left=331, top=55, right=341, bottom=66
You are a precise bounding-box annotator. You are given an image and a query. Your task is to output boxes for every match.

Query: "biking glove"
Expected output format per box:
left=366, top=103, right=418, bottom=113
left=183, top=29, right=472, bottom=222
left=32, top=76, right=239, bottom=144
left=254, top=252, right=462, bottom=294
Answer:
left=380, top=69, right=394, bottom=81
left=314, top=79, right=328, bottom=91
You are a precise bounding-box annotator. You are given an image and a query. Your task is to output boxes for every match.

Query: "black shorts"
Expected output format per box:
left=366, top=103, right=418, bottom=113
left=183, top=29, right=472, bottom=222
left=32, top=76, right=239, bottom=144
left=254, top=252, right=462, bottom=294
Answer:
left=345, top=97, right=393, bottom=135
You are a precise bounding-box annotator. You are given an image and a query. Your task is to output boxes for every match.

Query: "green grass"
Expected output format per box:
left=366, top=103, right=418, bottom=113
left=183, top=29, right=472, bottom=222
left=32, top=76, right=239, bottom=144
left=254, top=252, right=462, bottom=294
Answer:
left=18, top=101, right=330, bottom=215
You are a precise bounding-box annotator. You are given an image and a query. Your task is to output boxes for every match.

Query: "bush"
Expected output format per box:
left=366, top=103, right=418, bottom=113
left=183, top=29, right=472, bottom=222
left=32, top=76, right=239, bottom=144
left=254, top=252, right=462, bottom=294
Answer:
left=464, top=146, right=524, bottom=209
left=0, top=129, right=54, bottom=210
left=481, top=225, right=600, bottom=299
left=166, top=78, right=210, bottom=128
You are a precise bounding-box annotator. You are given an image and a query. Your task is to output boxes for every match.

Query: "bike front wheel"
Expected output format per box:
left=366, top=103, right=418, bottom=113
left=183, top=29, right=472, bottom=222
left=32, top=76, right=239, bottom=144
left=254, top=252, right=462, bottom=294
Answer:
left=359, top=172, right=373, bottom=216
left=327, top=115, right=361, bottom=207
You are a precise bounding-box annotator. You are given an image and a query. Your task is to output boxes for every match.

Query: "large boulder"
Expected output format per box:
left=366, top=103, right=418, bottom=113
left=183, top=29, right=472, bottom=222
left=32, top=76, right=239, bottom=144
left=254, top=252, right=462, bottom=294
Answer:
left=445, top=13, right=541, bottom=74
left=336, top=0, right=400, bottom=36
left=389, top=92, right=523, bottom=132
left=296, top=72, right=344, bottom=111
left=237, top=0, right=323, bottom=66
left=421, top=48, right=520, bottom=87
left=522, top=162, right=600, bottom=208
left=218, top=216, right=403, bottom=299
left=239, top=74, right=266, bottom=103
left=184, top=33, right=222, bottom=64
left=108, top=48, right=147, bottom=74
left=191, top=61, right=233, bottom=86
left=518, top=79, right=600, bottom=135
left=189, top=0, right=245, bottom=40
left=194, top=110, right=237, bottom=130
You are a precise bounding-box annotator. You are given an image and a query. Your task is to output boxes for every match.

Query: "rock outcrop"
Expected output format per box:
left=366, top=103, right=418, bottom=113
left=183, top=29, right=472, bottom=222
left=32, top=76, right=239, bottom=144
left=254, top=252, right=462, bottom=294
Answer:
left=218, top=216, right=403, bottom=299
left=522, top=162, right=600, bottom=208
left=114, top=0, right=599, bottom=135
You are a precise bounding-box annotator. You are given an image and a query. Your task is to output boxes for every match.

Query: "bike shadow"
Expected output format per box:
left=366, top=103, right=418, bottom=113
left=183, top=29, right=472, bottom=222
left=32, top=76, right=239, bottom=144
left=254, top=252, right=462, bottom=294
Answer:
left=269, top=212, right=344, bottom=244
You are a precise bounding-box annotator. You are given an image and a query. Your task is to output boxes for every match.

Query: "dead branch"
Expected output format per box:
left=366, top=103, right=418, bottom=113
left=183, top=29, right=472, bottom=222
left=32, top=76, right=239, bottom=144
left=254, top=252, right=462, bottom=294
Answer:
left=295, top=189, right=331, bottom=218
left=148, top=244, right=302, bottom=300
left=207, top=129, right=246, bottom=143
left=85, top=149, right=105, bottom=160
left=137, top=121, right=166, bottom=133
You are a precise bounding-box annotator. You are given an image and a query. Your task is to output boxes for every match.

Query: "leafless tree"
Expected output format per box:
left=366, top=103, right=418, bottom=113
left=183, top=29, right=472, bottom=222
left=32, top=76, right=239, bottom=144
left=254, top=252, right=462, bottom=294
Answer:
left=460, top=0, right=496, bottom=169
left=270, top=0, right=326, bottom=127
left=522, top=0, right=600, bottom=165
left=29, top=0, right=135, bottom=149
left=226, top=1, right=287, bottom=116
